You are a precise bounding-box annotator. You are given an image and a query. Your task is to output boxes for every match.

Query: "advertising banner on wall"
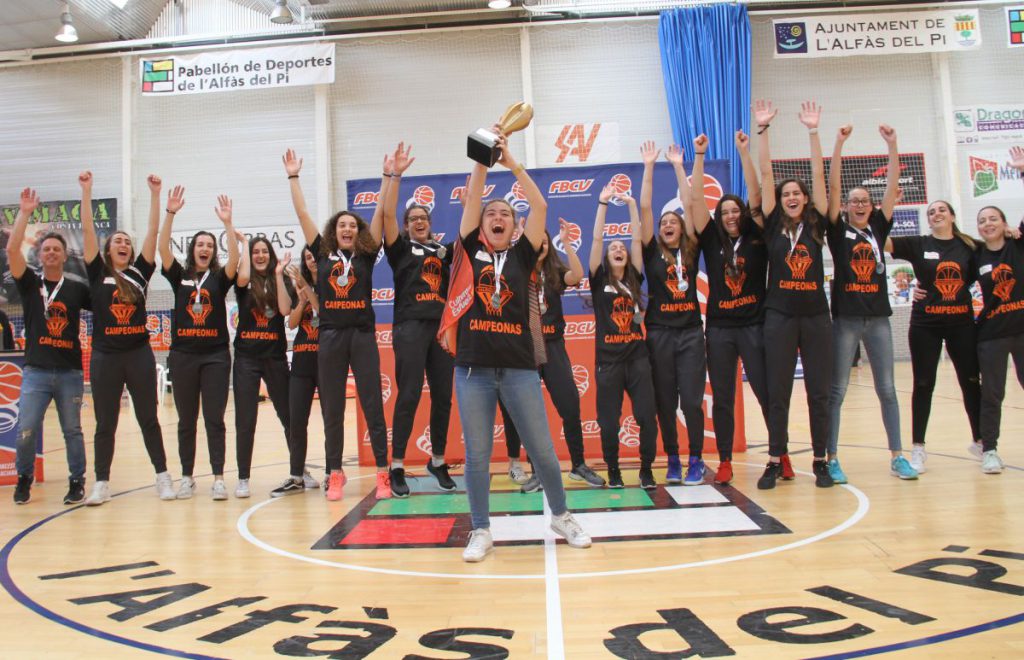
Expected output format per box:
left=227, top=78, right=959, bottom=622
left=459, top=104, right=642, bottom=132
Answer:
left=770, top=153, right=928, bottom=206
left=953, top=104, right=1024, bottom=145
left=139, top=43, right=335, bottom=96
left=346, top=160, right=744, bottom=467
left=963, top=150, right=1024, bottom=201
left=535, top=122, right=622, bottom=165
left=1007, top=7, right=1024, bottom=46
left=0, top=353, right=44, bottom=485
left=773, top=9, right=981, bottom=58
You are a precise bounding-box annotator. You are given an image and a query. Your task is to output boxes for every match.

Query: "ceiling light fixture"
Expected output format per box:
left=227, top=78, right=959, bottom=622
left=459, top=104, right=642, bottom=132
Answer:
left=270, top=0, right=294, bottom=24
left=55, top=3, right=79, bottom=43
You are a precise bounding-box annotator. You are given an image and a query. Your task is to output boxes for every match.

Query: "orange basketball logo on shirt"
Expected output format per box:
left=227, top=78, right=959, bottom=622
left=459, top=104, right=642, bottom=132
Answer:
left=725, top=257, right=747, bottom=297
left=665, top=264, right=688, bottom=300
left=421, top=256, right=442, bottom=293
left=785, top=244, right=812, bottom=280
left=610, top=296, right=635, bottom=335
left=109, top=289, right=136, bottom=325
left=252, top=306, right=270, bottom=329
left=301, top=310, right=319, bottom=341
left=186, top=290, right=212, bottom=325
left=992, top=264, right=1016, bottom=303
left=328, top=262, right=356, bottom=299
left=850, top=242, right=877, bottom=284
left=477, top=265, right=513, bottom=315
left=934, top=261, right=964, bottom=302
left=46, top=301, right=69, bottom=337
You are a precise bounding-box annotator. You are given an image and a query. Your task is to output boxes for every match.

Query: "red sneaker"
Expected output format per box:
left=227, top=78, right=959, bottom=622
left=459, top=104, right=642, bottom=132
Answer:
left=714, top=460, right=733, bottom=485
left=326, top=470, right=346, bottom=501
left=375, top=471, right=392, bottom=500
left=780, top=454, right=795, bottom=480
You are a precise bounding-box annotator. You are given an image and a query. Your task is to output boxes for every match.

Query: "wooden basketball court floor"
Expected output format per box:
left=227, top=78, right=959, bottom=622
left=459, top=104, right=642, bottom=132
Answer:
left=2, top=360, right=1022, bottom=659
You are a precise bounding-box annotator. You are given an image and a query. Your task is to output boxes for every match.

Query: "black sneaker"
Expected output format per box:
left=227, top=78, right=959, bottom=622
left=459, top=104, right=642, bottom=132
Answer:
left=607, top=467, right=624, bottom=489
left=64, top=477, right=86, bottom=505
left=520, top=474, right=543, bottom=493
left=390, top=468, right=410, bottom=498
left=638, top=467, right=656, bottom=490
left=13, top=474, right=32, bottom=504
left=757, top=461, right=782, bottom=490
left=426, top=461, right=457, bottom=492
left=270, top=477, right=304, bottom=498
left=812, top=460, right=834, bottom=488
left=569, top=463, right=606, bottom=487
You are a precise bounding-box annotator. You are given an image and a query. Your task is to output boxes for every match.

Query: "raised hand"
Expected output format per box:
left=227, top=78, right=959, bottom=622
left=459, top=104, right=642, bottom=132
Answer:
left=383, top=153, right=395, bottom=177
left=234, top=229, right=247, bottom=245
left=276, top=251, right=292, bottom=274
left=215, top=195, right=233, bottom=225
left=753, top=99, right=778, bottom=127
left=837, top=124, right=853, bottom=143
left=393, top=142, right=415, bottom=175
left=459, top=174, right=470, bottom=209
left=1008, top=146, right=1024, bottom=172
left=78, top=170, right=93, bottom=191
left=282, top=149, right=303, bottom=176
left=599, top=183, right=615, bottom=204
left=166, top=185, right=185, bottom=214
left=799, top=101, right=822, bottom=130
left=665, top=144, right=685, bottom=166
left=879, top=124, right=897, bottom=145
left=640, top=140, right=660, bottom=166
left=494, top=130, right=513, bottom=169
left=693, top=134, right=709, bottom=154
left=558, top=217, right=573, bottom=246
left=19, top=188, right=39, bottom=215
left=735, top=130, right=750, bottom=151
left=147, top=174, right=162, bottom=192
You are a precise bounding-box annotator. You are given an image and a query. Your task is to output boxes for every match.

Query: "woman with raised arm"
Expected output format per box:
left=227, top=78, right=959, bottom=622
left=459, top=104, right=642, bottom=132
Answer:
left=884, top=204, right=981, bottom=474
left=755, top=99, right=834, bottom=490
left=80, top=172, right=172, bottom=506
left=451, top=130, right=590, bottom=562
left=231, top=237, right=293, bottom=499
left=974, top=146, right=1024, bottom=475
left=589, top=182, right=658, bottom=490
left=637, top=141, right=706, bottom=486
left=283, top=148, right=391, bottom=501
left=159, top=188, right=240, bottom=500
left=690, top=132, right=770, bottom=486
left=825, top=124, right=917, bottom=482
left=270, top=249, right=323, bottom=496
left=382, top=143, right=457, bottom=496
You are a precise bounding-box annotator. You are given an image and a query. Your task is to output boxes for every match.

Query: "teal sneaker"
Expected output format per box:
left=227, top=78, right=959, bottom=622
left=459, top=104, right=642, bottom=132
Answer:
left=827, top=458, right=848, bottom=484
left=890, top=455, right=919, bottom=480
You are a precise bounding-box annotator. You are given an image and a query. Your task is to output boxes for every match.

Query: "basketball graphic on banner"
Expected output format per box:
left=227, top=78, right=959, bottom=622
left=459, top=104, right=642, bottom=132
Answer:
left=608, top=173, right=633, bottom=206
left=407, top=185, right=436, bottom=212
left=0, top=362, right=23, bottom=406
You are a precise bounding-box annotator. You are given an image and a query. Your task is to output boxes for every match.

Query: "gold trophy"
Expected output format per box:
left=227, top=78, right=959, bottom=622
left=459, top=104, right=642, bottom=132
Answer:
left=467, top=101, right=534, bottom=167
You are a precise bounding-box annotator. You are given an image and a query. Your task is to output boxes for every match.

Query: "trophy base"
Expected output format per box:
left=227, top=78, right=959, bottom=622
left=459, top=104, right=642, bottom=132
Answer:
left=467, top=128, right=500, bottom=167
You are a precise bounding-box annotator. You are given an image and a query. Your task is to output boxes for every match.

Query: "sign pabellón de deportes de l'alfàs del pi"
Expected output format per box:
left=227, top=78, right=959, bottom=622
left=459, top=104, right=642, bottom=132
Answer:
left=773, top=8, right=981, bottom=58
left=139, top=43, right=335, bottom=96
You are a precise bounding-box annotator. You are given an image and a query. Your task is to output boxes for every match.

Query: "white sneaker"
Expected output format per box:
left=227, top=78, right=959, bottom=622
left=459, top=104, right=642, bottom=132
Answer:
left=235, top=479, right=250, bottom=498
left=968, top=441, right=983, bottom=460
left=176, top=476, right=196, bottom=500
left=508, top=464, right=529, bottom=485
left=910, top=445, right=927, bottom=474
left=462, top=528, right=494, bottom=562
left=156, top=472, right=175, bottom=501
left=302, top=470, right=319, bottom=489
left=981, top=449, right=1004, bottom=474
left=550, top=511, right=592, bottom=549
left=85, top=481, right=111, bottom=507
left=211, top=479, right=228, bottom=501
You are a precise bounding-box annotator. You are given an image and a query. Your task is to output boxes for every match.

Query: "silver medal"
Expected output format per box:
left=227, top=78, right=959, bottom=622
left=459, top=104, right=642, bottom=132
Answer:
left=264, top=306, right=275, bottom=319
left=633, top=311, right=643, bottom=326
left=491, top=292, right=501, bottom=308
left=310, top=316, right=319, bottom=329
left=436, top=245, right=447, bottom=260
left=191, top=303, right=203, bottom=315
left=875, top=261, right=885, bottom=274
left=338, top=274, right=349, bottom=287
left=679, top=278, right=689, bottom=293
left=540, top=302, right=548, bottom=315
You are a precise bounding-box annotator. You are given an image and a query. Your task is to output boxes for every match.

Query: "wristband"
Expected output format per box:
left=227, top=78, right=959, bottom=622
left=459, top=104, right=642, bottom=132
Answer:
left=598, top=201, right=609, bottom=206
left=165, top=209, right=176, bottom=215
left=511, top=164, right=525, bottom=176
left=757, top=124, right=770, bottom=135
left=808, top=128, right=819, bottom=135
left=287, top=175, right=299, bottom=180
left=695, top=151, right=706, bottom=155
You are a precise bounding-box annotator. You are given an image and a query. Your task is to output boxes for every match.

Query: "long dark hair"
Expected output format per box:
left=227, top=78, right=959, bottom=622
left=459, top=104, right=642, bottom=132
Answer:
left=929, top=200, right=977, bottom=249
left=602, top=247, right=645, bottom=311
left=714, top=194, right=762, bottom=278
left=538, top=230, right=570, bottom=299
left=656, top=211, right=698, bottom=276
left=402, top=204, right=436, bottom=241
left=247, top=237, right=279, bottom=312
left=775, top=178, right=824, bottom=245
left=320, top=211, right=377, bottom=256
left=102, top=230, right=142, bottom=304
left=185, top=230, right=222, bottom=278
left=300, top=247, right=316, bottom=286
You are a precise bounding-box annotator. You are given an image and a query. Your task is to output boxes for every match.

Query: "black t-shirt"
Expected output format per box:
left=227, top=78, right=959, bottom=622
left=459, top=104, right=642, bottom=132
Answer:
left=540, top=271, right=567, bottom=341
left=234, top=282, right=287, bottom=358
left=162, top=260, right=232, bottom=353
left=290, top=301, right=319, bottom=377
left=455, top=228, right=539, bottom=370
left=590, top=264, right=647, bottom=364
left=86, top=254, right=154, bottom=353
left=698, top=223, right=767, bottom=327
left=15, top=268, right=92, bottom=369
left=764, top=207, right=829, bottom=316
left=976, top=234, right=1024, bottom=341
left=309, top=235, right=376, bottom=331
left=891, top=235, right=977, bottom=328
left=386, top=235, right=452, bottom=324
left=826, top=209, right=893, bottom=318
left=641, top=239, right=701, bottom=329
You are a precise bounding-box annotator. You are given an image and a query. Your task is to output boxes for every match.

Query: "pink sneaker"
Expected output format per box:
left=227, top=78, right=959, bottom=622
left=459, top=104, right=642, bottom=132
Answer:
left=326, top=471, right=346, bottom=501
left=375, top=471, right=392, bottom=500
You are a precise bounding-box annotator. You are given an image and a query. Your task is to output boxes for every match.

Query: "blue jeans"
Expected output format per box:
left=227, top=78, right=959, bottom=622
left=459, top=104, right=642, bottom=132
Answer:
left=16, top=366, right=86, bottom=479
left=828, top=316, right=902, bottom=455
left=455, top=366, right=568, bottom=530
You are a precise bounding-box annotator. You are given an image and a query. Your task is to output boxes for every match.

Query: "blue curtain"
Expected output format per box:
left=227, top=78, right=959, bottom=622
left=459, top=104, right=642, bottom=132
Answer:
left=658, top=4, right=752, bottom=199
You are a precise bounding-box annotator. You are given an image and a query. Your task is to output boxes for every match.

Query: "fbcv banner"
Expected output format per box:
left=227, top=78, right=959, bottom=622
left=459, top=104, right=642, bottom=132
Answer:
left=0, top=353, right=43, bottom=485
left=346, top=160, right=748, bottom=467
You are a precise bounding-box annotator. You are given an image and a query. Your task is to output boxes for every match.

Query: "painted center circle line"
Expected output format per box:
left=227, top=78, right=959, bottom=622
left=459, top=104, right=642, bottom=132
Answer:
left=237, top=462, right=871, bottom=580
